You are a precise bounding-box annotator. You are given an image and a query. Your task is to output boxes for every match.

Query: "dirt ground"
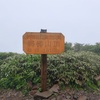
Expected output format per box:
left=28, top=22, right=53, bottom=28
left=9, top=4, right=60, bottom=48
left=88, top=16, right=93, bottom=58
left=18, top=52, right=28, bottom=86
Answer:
left=0, top=88, right=100, bottom=100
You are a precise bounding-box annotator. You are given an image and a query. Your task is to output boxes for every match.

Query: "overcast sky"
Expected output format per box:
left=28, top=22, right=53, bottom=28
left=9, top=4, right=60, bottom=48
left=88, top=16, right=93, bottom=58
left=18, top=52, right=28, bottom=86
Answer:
left=0, top=0, right=100, bottom=53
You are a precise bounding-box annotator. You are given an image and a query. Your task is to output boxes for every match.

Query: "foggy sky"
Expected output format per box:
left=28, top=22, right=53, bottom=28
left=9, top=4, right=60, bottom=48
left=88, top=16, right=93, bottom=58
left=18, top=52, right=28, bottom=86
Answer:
left=0, top=0, right=100, bottom=53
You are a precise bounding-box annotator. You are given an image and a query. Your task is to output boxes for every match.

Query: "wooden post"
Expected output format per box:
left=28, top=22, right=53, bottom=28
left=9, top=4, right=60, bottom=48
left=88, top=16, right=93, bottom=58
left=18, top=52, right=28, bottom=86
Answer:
left=40, top=29, right=47, bottom=91
left=41, top=54, right=47, bottom=91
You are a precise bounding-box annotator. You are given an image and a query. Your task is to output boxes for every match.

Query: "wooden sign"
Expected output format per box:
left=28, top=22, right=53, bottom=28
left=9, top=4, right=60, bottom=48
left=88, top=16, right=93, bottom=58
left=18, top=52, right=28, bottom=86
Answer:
left=23, top=32, right=64, bottom=54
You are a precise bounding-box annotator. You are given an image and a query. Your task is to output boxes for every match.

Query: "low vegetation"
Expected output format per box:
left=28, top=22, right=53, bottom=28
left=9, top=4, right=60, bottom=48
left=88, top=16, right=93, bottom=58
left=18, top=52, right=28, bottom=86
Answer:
left=0, top=43, right=100, bottom=94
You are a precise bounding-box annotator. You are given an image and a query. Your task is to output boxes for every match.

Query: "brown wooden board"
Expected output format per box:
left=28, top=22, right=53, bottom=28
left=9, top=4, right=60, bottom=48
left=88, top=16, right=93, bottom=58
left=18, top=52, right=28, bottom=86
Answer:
left=23, top=32, right=64, bottom=54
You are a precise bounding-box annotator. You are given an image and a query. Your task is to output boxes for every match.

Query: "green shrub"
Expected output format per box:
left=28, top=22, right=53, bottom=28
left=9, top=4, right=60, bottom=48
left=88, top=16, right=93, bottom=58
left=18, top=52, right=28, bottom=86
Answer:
left=47, top=51, right=100, bottom=90
left=0, top=51, right=100, bottom=93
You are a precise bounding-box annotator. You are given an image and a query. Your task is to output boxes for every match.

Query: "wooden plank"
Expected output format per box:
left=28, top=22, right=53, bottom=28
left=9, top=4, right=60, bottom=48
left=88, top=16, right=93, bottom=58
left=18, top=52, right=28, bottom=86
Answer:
left=23, top=32, right=64, bottom=54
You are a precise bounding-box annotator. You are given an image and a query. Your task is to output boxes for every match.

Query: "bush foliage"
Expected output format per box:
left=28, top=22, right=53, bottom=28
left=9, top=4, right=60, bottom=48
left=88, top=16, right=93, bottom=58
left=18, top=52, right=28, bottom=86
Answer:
left=0, top=51, right=100, bottom=93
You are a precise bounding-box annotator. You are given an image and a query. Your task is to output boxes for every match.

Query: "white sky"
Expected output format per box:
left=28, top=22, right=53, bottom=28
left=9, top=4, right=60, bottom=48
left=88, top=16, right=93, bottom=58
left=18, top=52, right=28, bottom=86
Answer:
left=0, top=0, right=100, bottom=53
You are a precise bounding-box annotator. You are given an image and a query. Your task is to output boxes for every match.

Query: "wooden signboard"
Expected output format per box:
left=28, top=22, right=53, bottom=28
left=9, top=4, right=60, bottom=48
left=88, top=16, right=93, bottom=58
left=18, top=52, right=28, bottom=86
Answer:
left=23, top=32, right=64, bottom=54
left=23, top=31, right=65, bottom=92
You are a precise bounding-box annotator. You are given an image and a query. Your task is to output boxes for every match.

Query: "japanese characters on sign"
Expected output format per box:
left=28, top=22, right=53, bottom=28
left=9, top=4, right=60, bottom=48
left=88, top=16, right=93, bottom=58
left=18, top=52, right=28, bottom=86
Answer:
left=23, top=32, right=64, bottom=54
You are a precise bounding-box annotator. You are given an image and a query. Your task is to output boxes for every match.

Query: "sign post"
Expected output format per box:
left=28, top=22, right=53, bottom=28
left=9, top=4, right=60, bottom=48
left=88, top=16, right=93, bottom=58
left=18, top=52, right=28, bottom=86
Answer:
left=40, top=29, right=47, bottom=91
left=23, top=29, right=65, bottom=91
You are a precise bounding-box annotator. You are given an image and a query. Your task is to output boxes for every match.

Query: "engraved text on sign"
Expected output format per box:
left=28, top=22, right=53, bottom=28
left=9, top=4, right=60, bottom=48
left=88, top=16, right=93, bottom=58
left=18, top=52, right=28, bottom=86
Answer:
left=23, top=32, right=64, bottom=54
